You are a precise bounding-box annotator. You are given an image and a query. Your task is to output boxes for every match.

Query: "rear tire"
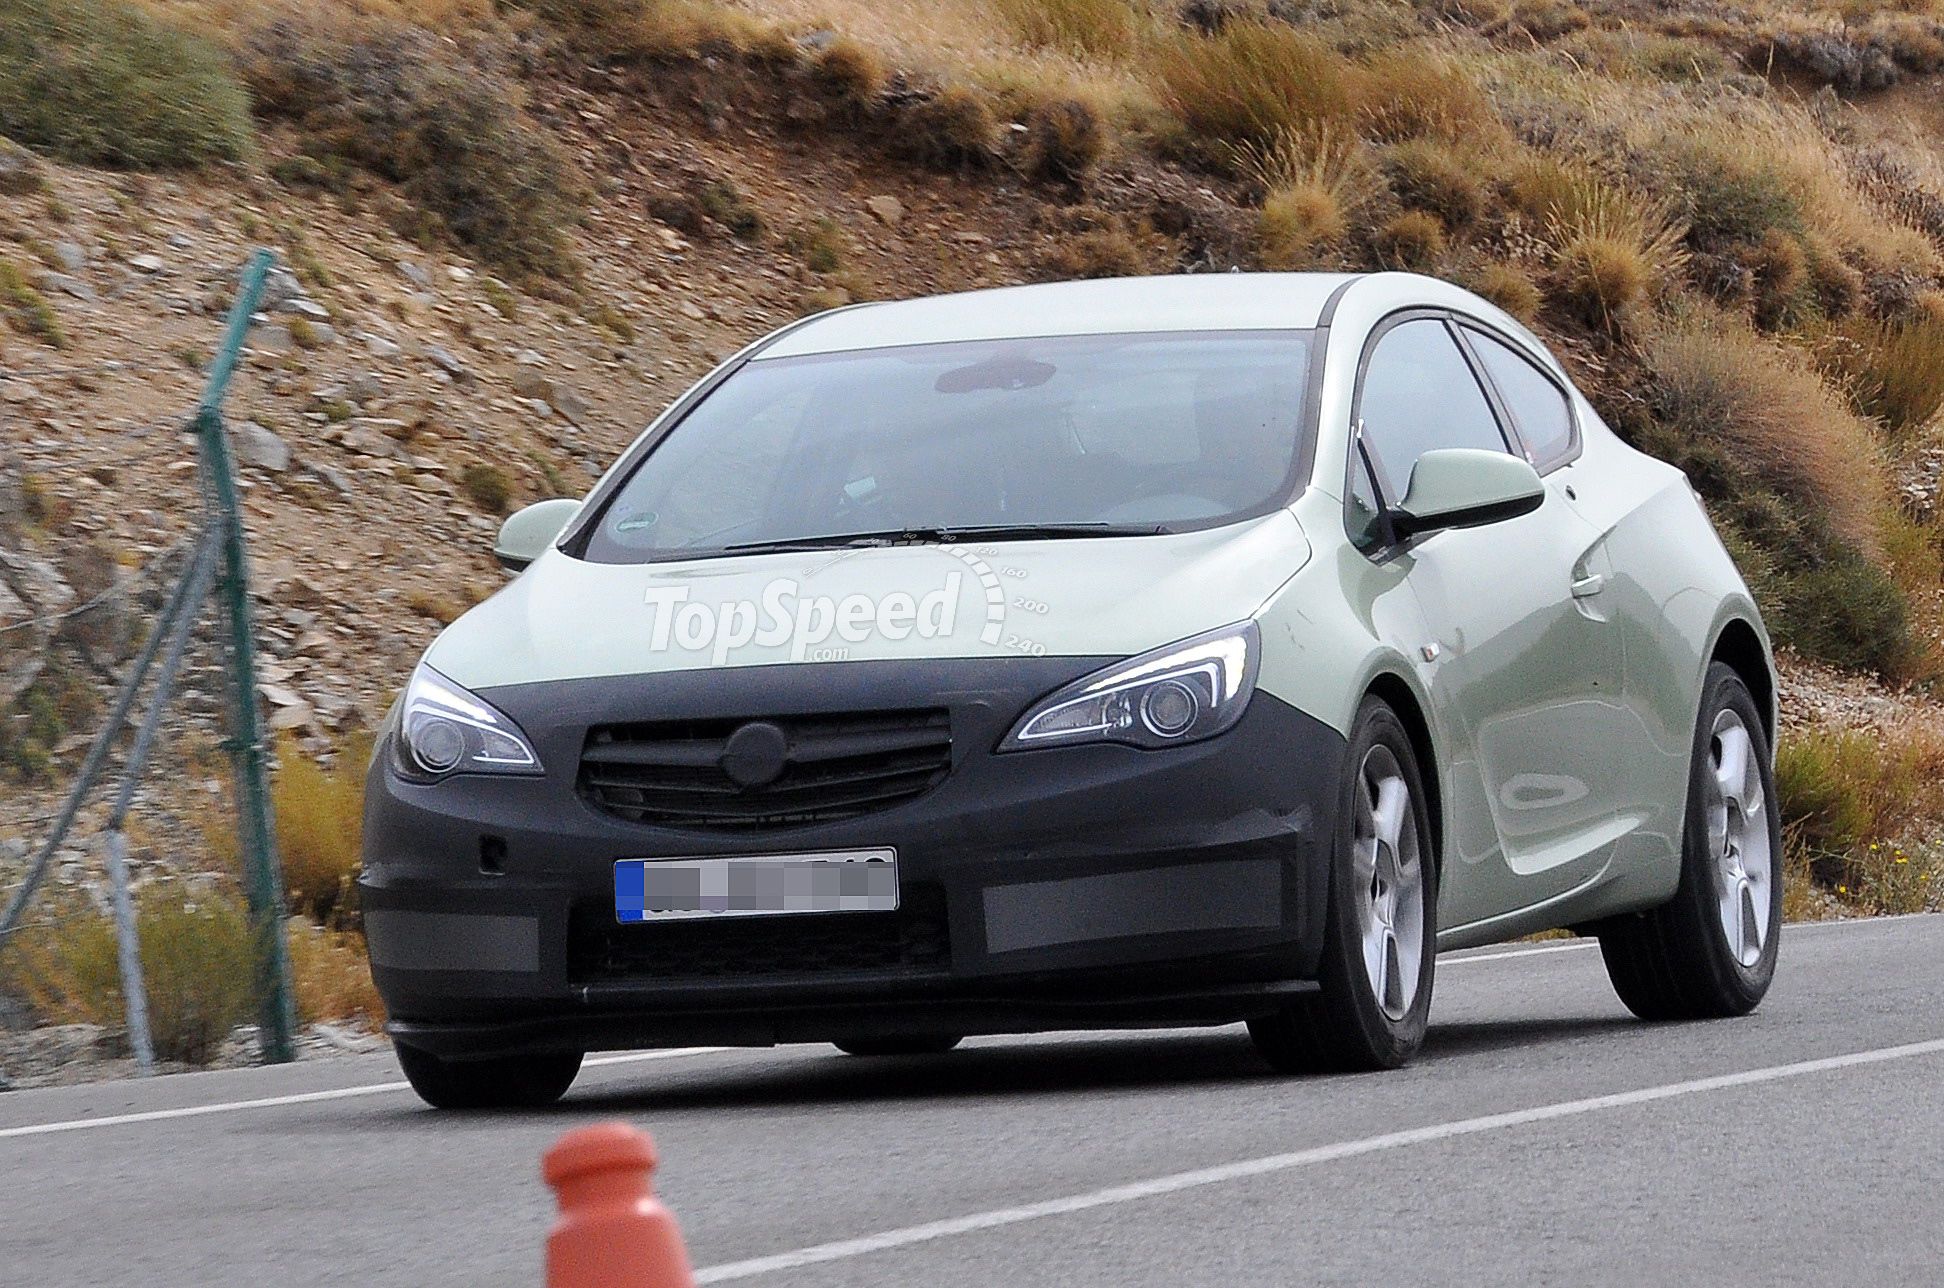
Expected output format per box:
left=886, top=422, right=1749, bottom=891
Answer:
left=1249, top=697, right=1437, bottom=1074
left=1598, top=662, right=1781, bottom=1020
left=832, top=1035, right=963, bottom=1057
left=395, top=1043, right=583, bottom=1109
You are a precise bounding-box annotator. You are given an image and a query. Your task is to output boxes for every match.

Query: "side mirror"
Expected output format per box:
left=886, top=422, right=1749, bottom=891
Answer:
left=494, top=498, right=581, bottom=572
left=1391, top=449, right=1545, bottom=539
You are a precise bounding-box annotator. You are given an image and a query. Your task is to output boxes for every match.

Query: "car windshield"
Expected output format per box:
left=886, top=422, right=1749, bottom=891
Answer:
left=580, top=330, right=1313, bottom=562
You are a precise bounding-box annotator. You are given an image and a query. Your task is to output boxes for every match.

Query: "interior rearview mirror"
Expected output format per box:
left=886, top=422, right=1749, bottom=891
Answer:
left=494, top=498, right=581, bottom=572
left=1391, top=448, right=1545, bottom=539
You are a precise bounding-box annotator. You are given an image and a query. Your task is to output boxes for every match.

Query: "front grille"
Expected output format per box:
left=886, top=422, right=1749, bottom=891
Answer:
left=578, top=709, right=953, bottom=829
left=569, top=884, right=951, bottom=983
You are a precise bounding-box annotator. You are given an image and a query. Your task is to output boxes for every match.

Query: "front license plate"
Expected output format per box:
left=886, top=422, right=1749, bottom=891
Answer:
left=614, top=849, right=899, bottom=923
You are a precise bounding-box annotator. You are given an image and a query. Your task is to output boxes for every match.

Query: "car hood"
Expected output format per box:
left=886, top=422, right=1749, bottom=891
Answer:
left=425, top=511, right=1311, bottom=690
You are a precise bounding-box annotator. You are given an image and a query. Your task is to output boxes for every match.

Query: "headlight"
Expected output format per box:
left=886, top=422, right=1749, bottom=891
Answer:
left=394, top=662, right=542, bottom=779
left=999, top=621, right=1259, bottom=751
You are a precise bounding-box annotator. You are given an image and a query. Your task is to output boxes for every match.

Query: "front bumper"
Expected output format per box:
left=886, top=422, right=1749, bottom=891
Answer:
left=359, top=656, right=1345, bottom=1058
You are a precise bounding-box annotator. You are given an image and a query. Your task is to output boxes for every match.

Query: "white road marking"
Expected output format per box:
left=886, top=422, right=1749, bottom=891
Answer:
left=0, top=913, right=1930, bottom=1142
left=0, top=1047, right=727, bottom=1141
left=693, top=1035, right=1944, bottom=1283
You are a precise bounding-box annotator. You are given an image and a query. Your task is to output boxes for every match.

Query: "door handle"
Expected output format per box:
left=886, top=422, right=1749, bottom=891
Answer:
left=1571, top=572, right=1607, bottom=599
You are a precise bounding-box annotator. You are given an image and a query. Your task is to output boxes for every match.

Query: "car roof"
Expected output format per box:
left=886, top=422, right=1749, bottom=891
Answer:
left=760, top=272, right=1365, bottom=358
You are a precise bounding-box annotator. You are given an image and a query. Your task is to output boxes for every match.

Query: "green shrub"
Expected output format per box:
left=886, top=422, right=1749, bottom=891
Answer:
left=240, top=11, right=582, bottom=282
left=0, top=258, right=64, bottom=348
left=462, top=462, right=513, bottom=513
left=7, top=888, right=257, bottom=1065
left=0, top=0, right=251, bottom=169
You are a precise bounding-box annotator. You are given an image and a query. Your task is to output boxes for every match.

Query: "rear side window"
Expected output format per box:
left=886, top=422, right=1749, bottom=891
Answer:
left=1464, top=328, right=1576, bottom=471
left=1355, top=318, right=1508, bottom=499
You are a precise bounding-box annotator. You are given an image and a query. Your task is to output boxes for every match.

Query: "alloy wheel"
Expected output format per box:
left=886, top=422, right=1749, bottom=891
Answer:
left=1705, top=709, right=1773, bottom=969
left=1352, top=744, right=1426, bottom=1021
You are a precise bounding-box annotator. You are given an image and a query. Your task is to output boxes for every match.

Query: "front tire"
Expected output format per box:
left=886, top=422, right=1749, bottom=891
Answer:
left=1250, top=698, right=1437, bottom=1073
left=395, top=1043, right=583, bottom=1110
left=1598, top=662, right=1781, bottom=1020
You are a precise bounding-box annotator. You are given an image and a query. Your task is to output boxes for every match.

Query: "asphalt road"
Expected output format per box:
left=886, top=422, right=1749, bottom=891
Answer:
left=3, top=913, right=1941, bottom=1288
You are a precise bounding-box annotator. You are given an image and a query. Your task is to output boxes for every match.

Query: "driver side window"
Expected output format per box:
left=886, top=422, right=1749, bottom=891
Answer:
left=1355, top=318, right=1510, bottom=503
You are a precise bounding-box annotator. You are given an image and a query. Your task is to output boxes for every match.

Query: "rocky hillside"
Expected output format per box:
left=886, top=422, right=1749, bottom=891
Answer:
left=7, top=0, right=1944, bottom=949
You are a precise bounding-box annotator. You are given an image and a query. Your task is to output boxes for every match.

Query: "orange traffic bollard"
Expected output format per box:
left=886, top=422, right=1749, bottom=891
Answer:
left=544, top=1122, right=696, bottom=1288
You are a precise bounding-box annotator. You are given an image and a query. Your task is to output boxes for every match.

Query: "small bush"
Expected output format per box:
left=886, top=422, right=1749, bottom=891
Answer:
left=7, top=888, right=257, bottom=1065
left=1467, top=260, right=1542, bottom=322
left=461, top=462, right=513, bottom=513
left=1745, top=228, right=1809, bottom=332
left=1777, top=724, right=1944, bottom=911
left=1384, top=139, right=1485, bottom=229
left=1659, top=148, right=1803, bottom=253
left=274, top=739, right=367, bottom=924
left=1022, top=98, right=1108, bottom=182
left=995, top=0, right=1145, bottom=59
left=1802, top=236, right=1864, bottom=320
left=288, top=922, right=385, bottom=1027
left=1153, top=23, right=1358, bottom=152
left=0, top=259, right=64, bottom=348
left=240, top=11, right=583, bottom=282
left=784, top=218, right=846, bottom=274
left=897, top=86, right=999, bottom=170
left=696, top=180, right=763, bottom=241
left=813, top=37, right=885, bottom=106
left=1037, top=224, right=1169, bottom=279
left=1815, top=315, right=1944, bottom=437
left=0, top=0, right=252, bottom=169
left=1371, top=210, right=1447, bottom=269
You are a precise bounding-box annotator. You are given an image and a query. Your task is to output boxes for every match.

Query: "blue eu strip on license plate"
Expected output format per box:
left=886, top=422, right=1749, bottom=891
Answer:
left=615, top=849, right=899, bottom=923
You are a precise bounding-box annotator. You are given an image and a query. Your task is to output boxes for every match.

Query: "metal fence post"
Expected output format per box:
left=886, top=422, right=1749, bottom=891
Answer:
left=196, top=249, right=297, bottom=1064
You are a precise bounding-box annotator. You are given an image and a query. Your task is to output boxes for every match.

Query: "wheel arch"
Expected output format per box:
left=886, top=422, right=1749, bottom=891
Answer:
left=1707, top=615, right=1775, bottom=746
left=1364, top=670, right=1443, bottom=866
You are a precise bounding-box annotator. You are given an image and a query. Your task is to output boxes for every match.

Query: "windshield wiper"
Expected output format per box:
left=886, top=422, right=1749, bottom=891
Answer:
left=722, top=522, right=1164, bottom=554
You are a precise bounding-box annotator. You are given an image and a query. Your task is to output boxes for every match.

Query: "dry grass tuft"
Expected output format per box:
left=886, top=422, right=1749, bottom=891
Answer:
left=814, top=36, right=888, bottom=105
left=288, top=921, right=385, bottom=1027
left=1152, top=22, right=1358, bottom=152
left=1371, top=210, right=1447, bottom=270
left=897, top=85, right=1000, bottom=169
left=993, top=0, right=1145, bottom=60
left=272, top=737, right=367, bottom=924
left=1545, top=187, right=1687, bottom=332
left=1021, top=96, right=1108, bottom=181
left=1358, top=46, right=1494, bottom=144
left=1466, top=260, right=1543, bottom=322
left=1384, top=138, right=1486, bottom=230
left=1814, top=314, right=1944, bottom=438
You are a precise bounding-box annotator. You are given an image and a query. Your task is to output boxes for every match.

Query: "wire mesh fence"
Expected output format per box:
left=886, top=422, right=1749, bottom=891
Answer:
left=0, top=249, right=298, bottom=1072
